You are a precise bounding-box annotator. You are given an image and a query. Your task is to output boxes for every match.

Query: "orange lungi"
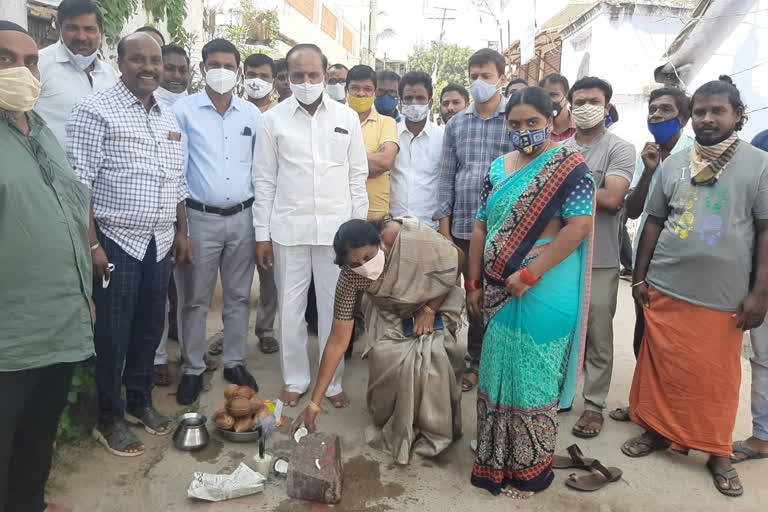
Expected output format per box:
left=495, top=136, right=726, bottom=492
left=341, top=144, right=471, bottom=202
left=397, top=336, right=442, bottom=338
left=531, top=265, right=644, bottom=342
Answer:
left=629, top=288, right=742, bottom=456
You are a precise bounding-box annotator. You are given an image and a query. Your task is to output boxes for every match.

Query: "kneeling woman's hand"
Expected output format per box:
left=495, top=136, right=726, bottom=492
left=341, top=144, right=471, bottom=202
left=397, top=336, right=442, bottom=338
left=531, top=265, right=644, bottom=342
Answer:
left=292, top=405, right=321, bottom=435
left=413, top=309, right=436, bottom=336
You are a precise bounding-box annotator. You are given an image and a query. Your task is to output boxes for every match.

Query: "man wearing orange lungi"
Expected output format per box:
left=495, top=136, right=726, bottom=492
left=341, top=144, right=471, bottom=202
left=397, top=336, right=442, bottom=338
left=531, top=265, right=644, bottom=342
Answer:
left=626, top=76, right=768, bottom=498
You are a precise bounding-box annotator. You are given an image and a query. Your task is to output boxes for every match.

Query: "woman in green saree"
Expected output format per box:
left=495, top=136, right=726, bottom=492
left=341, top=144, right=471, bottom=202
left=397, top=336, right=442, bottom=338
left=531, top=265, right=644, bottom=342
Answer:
left=466, top=87, right=594, bottom=498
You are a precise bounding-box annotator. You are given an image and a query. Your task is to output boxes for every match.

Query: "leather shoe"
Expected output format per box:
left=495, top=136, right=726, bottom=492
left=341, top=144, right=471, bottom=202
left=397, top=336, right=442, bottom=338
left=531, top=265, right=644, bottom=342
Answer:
left=176, top=374, right=203, bottom=405
left=223, top=365, right=258, bottom=392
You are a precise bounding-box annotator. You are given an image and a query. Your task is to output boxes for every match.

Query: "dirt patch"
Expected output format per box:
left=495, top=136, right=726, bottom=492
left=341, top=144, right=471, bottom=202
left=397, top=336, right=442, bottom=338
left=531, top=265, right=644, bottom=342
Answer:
left=191, top=438, right=223, bottom=463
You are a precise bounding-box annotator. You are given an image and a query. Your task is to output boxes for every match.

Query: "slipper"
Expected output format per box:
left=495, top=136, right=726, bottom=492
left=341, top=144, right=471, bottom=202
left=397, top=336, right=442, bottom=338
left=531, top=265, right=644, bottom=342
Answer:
left=553, top=444, right=596, bottom=470
left=572, top=411, right=604, bottom=439
left=93, top=421, right=144, bottom=457
left=609, top=406, right=631, bottom=422
left=565, top=460, right=622, bottom=492
left=461, top=369, right=478, bottom=392
left=153, top=364, right=172, bottom=387
left=706, top=460, right=743, bottom=497
left=621, top=432, right=670, bottom=458
left=731, top=440, right=768, bottom=463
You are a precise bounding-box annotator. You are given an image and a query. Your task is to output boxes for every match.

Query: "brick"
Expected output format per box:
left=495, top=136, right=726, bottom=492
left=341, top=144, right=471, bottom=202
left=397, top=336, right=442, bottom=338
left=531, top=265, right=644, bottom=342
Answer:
left=286, top=433, right=343, bottom=504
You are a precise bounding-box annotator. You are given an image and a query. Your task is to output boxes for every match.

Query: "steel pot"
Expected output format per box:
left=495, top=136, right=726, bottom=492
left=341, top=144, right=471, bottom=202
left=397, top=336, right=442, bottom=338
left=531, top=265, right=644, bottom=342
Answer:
left=173, top=412, right=209, bottom=451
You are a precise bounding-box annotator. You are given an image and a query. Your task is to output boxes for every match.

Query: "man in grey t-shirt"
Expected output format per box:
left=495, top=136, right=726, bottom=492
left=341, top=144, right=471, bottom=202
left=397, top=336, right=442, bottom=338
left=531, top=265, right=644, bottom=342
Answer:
left=563, top=77, right=635, bottom=438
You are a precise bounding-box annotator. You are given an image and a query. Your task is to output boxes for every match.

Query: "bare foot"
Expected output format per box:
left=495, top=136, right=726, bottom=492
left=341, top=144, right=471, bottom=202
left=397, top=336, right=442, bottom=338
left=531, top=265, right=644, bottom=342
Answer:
left=501, top=484, right=534, bottom=499
left=731, top=436, right=768, bottom=462
left=280, top=391, right=303, bottom=407
left=45, top=504, right=72, bottom=512
left=326, top=392, right=350, bottom=408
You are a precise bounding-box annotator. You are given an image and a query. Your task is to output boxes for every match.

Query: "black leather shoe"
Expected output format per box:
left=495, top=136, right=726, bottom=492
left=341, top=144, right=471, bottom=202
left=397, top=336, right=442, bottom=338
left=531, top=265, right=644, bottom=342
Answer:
left=176, top=374, right=203, bottom=405
left=223, top=365, right=258, bottom=392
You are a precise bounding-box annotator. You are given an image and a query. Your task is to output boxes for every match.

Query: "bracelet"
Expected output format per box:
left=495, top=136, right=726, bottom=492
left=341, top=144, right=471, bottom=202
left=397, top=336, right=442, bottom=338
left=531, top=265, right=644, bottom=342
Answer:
left=520, top=266, right=541, bottom=286
left=464, top=279, right=482, bottom=291
left=422, top=304, right=437, bottom=316
left=308, top=401, right=323, bottom=413
left=631, top=280, right=647, bottom=288
left=90, top=243, right=100, bottom=251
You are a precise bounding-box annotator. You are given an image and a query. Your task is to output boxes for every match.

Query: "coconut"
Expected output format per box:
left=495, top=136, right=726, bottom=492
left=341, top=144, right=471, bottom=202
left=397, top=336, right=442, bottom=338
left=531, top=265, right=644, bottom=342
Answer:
left=249, top=395, right=264, bottom=413
left=234, top=385, right=255, bottom=399
left=234, top=415, right=255, bottom=433
left=224, top=384, right=240, bottom=400
left=215, top=412, right=235, bottom=430
left=227, top=397, right=252, bottom=418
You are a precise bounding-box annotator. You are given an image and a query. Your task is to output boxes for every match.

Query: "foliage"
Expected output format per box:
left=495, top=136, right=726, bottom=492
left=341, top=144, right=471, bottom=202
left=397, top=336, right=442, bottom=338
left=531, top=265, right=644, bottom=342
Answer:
left=56, top=364, right=98, bottom=443
left=94, top=0, right=188, bottom=45
left=407, top=42, right=474, bottom=110
left=240, top=0, right=280, bottom=47
left=93, top=0, right=138, bottom=44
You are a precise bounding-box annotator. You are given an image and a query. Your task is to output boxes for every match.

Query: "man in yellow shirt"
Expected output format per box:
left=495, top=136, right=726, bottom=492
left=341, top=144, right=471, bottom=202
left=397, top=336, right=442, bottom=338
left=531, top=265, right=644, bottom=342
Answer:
left=345, top=65, right=399, bottom=220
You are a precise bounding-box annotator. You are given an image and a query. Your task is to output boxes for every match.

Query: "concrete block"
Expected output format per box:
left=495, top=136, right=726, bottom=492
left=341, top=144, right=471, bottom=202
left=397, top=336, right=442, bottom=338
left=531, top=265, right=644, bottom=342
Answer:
left=286, top=432, right=343, bottom=504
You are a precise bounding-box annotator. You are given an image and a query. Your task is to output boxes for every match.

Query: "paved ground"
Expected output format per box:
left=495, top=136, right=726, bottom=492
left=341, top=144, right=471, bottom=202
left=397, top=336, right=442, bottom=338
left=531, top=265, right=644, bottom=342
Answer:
left=49, top=279, right=767, bottom=511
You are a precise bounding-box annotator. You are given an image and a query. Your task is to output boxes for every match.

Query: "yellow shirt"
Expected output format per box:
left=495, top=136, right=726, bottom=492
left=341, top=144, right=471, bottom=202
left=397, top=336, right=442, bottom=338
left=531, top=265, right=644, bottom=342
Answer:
left=360, top=108, right=399, bottom=220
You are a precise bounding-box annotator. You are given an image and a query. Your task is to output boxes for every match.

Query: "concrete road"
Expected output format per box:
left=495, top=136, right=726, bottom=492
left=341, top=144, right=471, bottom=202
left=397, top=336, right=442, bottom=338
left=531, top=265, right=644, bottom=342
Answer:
left=49, top=279, right=767, bottom=511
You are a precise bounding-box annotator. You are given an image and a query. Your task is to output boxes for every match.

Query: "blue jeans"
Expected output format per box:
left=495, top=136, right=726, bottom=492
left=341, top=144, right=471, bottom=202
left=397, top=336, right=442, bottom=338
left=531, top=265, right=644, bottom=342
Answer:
left=749, top=320, right=768, bottom=441
left=93, top=235, right=170, bottom=425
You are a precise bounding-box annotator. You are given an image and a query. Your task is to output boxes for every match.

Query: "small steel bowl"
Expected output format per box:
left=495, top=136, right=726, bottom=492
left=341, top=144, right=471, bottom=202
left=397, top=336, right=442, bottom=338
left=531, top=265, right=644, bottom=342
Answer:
left=216, top=424, right=263, bottom=443
left=173, top=412, right=209, bottom=451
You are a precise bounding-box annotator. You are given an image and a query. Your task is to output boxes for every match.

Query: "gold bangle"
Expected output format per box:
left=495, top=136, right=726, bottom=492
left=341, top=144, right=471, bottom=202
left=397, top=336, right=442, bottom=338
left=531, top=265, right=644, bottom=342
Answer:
left=422, top=304, right=437, bottom=316
left=308, top=400, right=323, bottom=413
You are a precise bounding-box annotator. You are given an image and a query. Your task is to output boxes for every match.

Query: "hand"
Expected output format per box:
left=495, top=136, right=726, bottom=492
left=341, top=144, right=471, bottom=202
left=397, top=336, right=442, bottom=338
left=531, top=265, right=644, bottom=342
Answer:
left=92, top=246, right=111, bottom=279
left=439, top=227, right=454, bottom=244
left=171, top=233, right=194, bottom=265
left=505, top=271, right=531, bottom=298
left=291, top=405, right=321, bottom=435
left=413, top=309, right=436, bottom=336
left=632, top=281, right=650, bottom=308
left=90, top=299, right=96, bottom=325
left=466, top=288, right=483, bottom=319
left=641, top=142, right=661, bottom=174
left=734, top=292, right=768, bottom=330
left=254, top=241, right=274, bottom=271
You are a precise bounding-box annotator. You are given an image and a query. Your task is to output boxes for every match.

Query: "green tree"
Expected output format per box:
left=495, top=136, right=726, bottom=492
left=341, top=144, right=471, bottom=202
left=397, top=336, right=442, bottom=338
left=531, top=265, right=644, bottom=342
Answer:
left=407, top=42, right=473, bottom=106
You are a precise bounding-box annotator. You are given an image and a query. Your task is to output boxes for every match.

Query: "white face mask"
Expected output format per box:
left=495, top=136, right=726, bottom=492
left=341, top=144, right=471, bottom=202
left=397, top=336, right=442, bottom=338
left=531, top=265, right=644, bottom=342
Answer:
left=571, top=104, right=606, bottom=130
left=401, top=103, right=430, bottom=122
left=154, top=87, right=187, bottom=107
left=470, top=77, right=501, bottom=104
left=0, top=66, right=41, bottom=112
left=61, top=39, right=98, bottom=71
left=205, top=68, right=238, bottom=95
left=350, top=249, right=385, bottom=281
left=244, top=77, right=273, bottom=99
left=326, top=83, right=346, bottom=101
left=290, top=80, right=325, bottom=105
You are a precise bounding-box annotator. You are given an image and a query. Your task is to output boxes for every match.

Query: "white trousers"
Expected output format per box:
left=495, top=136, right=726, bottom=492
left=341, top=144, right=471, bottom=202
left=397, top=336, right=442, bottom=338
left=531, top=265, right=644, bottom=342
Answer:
left=273, top=243, right=342, bottom=396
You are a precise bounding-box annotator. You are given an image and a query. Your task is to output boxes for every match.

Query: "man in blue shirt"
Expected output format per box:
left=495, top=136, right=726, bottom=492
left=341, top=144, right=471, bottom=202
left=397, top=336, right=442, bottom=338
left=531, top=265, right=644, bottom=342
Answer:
left=173, top=39, right=261, bottom=404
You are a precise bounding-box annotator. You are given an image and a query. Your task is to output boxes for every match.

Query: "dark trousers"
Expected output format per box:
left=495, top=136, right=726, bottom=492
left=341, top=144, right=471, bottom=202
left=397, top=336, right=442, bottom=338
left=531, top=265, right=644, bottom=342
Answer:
left=0, top=363, right=75, bottom=512
left=93, top=235, right=170, bottom=424
left=633, top=300, right=645, bottom=359
left=305, top=278, right=318, bottom=332
left=454, top=237, right=484, bottom=372
left=619, top=212, right=633, bottom=272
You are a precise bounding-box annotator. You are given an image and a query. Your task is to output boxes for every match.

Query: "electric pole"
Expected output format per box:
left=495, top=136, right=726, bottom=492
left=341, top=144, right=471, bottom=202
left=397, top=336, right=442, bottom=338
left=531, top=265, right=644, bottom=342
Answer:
left=368, top=0, right=377, bottom=66
left=427, top=6, right=456, bottom=85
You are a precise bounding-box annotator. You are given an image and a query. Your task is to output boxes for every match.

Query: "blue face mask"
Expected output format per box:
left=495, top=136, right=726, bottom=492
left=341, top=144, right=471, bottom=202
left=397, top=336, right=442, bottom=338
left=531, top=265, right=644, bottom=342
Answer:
left=374, top=94, right=399, bottom=114
left=648, top=118, right=681, bottom=145
left=509, top=127, right=550, bottom=155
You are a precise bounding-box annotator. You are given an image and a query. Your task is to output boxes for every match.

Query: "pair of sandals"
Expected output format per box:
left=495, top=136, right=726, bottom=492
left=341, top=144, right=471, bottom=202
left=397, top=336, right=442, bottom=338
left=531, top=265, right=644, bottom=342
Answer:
left=553, top=444, right=623, bottom=492
left=209, top=336, right=279, bottom=355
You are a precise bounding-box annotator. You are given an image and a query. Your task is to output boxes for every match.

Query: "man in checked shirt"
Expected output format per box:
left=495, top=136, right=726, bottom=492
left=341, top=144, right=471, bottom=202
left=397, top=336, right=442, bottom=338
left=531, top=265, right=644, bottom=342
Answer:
left=67, top=32, right=192, bottom=457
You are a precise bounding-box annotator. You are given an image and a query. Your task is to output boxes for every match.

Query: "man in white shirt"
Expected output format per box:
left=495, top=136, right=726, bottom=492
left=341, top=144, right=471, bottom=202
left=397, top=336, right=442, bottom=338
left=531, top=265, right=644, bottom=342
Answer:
left=35, top=0, right=119, bottom=148
left=252, top=44, right=368, bottom=409
left=390, top=71, right=443, bottom=228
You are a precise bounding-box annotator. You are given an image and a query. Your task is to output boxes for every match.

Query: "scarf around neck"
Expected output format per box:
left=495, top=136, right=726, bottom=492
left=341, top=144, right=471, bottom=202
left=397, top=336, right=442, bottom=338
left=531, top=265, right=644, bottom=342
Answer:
left=691, top=132, right=739, bottom=185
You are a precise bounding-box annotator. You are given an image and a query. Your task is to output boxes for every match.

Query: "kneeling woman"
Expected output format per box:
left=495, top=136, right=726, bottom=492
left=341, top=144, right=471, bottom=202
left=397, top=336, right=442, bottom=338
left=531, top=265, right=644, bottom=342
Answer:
left=466, top=86, right=594, bottom=498
left=294, top=217, right=466, bottom=464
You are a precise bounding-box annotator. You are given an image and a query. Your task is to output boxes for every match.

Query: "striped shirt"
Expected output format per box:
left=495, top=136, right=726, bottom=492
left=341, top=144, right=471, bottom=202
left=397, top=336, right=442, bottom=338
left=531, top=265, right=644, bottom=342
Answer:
left=67, top=80, right=188, bottom=261
left=433, top=98, right=512, bottom=240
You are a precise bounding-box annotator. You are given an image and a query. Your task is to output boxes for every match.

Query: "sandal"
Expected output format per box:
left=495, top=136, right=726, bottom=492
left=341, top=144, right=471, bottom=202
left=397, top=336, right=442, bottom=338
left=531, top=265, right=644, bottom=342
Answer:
left=706, top=459, right=743, bottom=497
left=208, top=334, right=224, bottom=355
left=125, top=406, right=172, bottom=436
left=93, top=421, right=145, bottom=457
left=259, top=336, right=279, bottom=354
left=153, top=364, right=172, bottom=387
left=204, top=353, right=219, bottom=372
left=461, top=369, right=478, bottom=392
left=621, top=431, right=670, bottom=458
left=280, top=391, right=304, bottom=407
left=553, top=444, right=596, bottom=470
left=609, top=406, right=631, bottom=422
left=731, top=439, right=768, bottom=463
left=572, top=410, right=604, bottom=438
left=565, top=460, right=623, bottom=492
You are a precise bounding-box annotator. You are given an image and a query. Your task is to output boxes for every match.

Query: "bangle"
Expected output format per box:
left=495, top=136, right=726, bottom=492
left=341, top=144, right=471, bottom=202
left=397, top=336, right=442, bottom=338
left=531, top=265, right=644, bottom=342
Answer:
left=308, top=401, right=323, bottom=413
left=422, top=304, right=437, bottom=316
left=631, top=280, right=647, bottom=288
left=520, top=267, right=541, bottom=286
left=90, top=243, right=100, bottom=251
left=465, top=279, right=482, bottom=291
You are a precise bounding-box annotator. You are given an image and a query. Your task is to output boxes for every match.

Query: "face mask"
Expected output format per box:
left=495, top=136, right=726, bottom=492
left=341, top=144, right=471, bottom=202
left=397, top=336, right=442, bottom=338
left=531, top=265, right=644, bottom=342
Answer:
left=0, top=66, right=41, bottom=112
left=350, top=249, right=385, bottom=281
left=509, top=127, right=550, bottom=155
left=648, top=118, right=681, bottom=145
left=470, top=78, right=501, bottom=104
left=401, top=103, right=430, bottom=122
left=347, top=93, right=375, bottom=113
left=243, top=77, right=273, bottom=99
left=290, top=80, right=325, bottom=104
left=374, top=94, right=398, bottom=114
left=571, top=104, right=606, bottom=129
left=205, top=68, right=237, bottom=94
left=154, top=87, right=186, bottom=107
left=61, top=40, right=98, bottom=71
left=552, top=100, right=563, bottom=119
left=326, top=83, right=346, bottom=101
